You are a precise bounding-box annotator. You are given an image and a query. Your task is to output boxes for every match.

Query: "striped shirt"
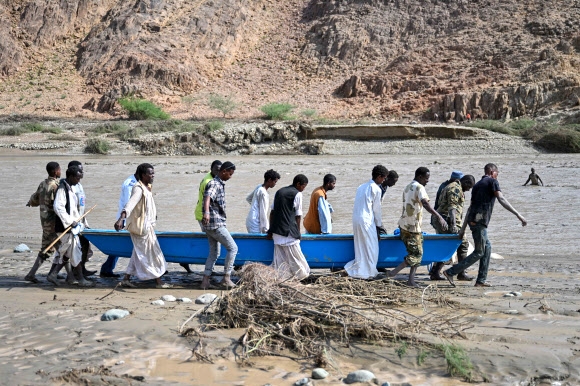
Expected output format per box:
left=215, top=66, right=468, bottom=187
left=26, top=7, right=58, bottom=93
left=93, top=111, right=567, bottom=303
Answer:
left=203, top=177, right=227, bottom=230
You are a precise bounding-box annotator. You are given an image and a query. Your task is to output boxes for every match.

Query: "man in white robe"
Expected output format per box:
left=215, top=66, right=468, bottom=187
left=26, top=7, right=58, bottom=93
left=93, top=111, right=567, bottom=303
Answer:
left=47, top=165, right=93, bottom=286
left=345, top=165, right=388, bottom=279
left=115, top=163, right=170, bottom=288
left=246, top=169, right=280, bottom=233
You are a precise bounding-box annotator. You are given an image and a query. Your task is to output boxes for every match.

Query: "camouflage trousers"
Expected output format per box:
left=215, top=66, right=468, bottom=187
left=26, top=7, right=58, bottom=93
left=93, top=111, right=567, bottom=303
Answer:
left=400, top=228, right=424, bottom=267
left=40, top=221, right=58, bottom=259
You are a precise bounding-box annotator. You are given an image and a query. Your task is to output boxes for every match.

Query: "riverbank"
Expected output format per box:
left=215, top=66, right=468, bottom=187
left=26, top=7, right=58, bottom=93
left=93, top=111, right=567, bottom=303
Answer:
left=0, top=118, right=539, bottom=156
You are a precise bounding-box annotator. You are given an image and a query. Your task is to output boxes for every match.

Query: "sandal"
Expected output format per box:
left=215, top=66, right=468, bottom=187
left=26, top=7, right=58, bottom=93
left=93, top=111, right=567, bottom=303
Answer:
left=120, top=280, right=137, bottom=288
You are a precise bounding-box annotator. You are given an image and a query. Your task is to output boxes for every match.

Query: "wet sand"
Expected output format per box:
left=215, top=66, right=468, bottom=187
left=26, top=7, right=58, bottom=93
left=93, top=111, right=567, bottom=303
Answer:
left=1, top=151, right=579, bottom=385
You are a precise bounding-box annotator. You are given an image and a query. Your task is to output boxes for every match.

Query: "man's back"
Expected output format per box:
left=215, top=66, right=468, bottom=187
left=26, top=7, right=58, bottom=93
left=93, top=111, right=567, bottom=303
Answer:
left=467, top=176, right=500, bottom=226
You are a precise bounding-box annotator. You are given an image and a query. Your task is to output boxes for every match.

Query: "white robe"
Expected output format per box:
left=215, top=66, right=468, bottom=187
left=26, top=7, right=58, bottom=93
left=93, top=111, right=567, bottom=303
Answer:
left=53, top=183, right=83, bottom=267
left=123, top=184, right=167, bottom=280
left=344, top=179, right=383, bottom=279
left=245, top=185, right=269, bottom=233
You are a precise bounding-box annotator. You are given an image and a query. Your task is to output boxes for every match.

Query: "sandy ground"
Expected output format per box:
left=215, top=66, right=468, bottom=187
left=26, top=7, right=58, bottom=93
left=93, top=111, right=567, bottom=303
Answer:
left=1, top=149, right=579, bottom=385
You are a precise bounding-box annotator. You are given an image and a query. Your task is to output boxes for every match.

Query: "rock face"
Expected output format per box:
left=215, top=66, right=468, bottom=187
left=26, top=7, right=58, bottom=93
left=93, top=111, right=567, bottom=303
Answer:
left=1, top=0, right=579, bottom=120
left=76, top=0, right=266, bottom=94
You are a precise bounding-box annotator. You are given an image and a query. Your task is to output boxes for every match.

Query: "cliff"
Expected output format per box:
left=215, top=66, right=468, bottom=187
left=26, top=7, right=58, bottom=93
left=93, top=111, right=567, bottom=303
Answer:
left=0, top=0, right=579, bottom=121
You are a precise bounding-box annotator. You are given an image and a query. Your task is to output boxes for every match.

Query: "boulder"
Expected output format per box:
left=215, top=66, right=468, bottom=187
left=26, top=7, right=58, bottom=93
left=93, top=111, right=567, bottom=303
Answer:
left=161, top=295, right=176, bottom=302
left=312, top=368, right=329, bottom=379
left=195, top=293, right=218, bottom=304
left=101, top=309, right=130, bottom=321
left=14, top=244, right=30, bottom=253
left=344, top=370, right=376, bottom=384
left=151, top=300, right=165, bottom=306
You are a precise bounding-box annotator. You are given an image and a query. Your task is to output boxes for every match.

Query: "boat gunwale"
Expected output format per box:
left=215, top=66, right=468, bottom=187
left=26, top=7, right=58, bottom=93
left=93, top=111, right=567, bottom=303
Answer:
left=82, top=229, right=461, bottom=241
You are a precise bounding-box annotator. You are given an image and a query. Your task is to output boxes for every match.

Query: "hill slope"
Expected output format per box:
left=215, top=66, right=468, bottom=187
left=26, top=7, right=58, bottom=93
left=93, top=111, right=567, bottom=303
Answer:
left=0, top=0, right=579, bottom=121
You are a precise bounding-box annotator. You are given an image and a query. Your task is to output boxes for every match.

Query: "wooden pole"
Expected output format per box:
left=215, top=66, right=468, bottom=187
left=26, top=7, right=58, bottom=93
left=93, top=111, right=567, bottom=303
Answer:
left=42, top=204, right=97, bottom=254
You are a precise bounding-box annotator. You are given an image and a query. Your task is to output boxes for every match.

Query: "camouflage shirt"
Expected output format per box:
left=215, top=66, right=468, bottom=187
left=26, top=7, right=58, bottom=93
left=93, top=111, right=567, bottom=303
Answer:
left=436, top=180, right=464, bottom=227
left=28, top=177, right=59, bottom=225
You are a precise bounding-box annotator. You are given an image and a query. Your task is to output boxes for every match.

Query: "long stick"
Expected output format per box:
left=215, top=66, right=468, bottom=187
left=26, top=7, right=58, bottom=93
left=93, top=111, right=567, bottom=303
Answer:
left=42, top=204, right=97, bottom=254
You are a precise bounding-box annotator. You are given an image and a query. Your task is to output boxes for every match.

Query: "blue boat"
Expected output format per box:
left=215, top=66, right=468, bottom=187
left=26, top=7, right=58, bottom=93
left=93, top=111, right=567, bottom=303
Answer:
left=82, top=229, right=461, bottom=269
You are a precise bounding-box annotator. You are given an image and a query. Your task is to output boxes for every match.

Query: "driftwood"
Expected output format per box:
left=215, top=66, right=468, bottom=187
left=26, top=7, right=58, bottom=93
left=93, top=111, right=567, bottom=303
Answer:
left=196, top=264, right=472, bottom=363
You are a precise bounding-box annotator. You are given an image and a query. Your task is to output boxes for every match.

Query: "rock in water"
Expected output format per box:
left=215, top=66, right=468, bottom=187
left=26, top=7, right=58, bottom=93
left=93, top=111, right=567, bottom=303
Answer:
left=195, top=293, right=218, bottom=304
left=344, top=370, right=376, bottom=384
left=151, top=300, right=165, bottom=306
left=161, top=295, right=176, bottom=302
left=101, top=309, right=130, bottom=321
left=14, top=244, right=30, bottom=253
left=312, top=368, right=329, bottom=379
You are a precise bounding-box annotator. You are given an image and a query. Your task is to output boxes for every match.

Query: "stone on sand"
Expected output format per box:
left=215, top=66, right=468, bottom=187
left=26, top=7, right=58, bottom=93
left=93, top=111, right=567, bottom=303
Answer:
left=177, top=297, right=192, bottom=303
left=151, top=300, right=165, bottom=306
left=312, top=368, right=329, bottom=379
left=161, top=295, right=177, bottom=302
left=294, top=378, right=311, bottom=386
left=101, top=309, right=130, bottom=321
left=344, top=370, right=376, bottom=384
left=14, top=244, right=30, bottom=253
left=196, top=293, right=218, bottom=304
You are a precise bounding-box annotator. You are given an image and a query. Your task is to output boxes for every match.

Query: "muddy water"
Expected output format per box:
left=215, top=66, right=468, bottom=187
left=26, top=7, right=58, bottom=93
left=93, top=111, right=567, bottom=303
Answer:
left=2, top=151, right=580, bottom=385
left=4, top=153, right=579, bottom=257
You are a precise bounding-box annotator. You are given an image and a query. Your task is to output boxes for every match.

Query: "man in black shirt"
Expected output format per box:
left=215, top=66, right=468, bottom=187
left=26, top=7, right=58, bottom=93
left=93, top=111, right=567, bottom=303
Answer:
left=443, top=163, right=527, bottom=287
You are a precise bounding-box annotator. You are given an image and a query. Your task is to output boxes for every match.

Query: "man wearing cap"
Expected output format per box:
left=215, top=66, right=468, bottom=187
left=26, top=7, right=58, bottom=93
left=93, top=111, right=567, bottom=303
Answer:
left=429, top=174, right=476, bottom=281
left=200, top=161, right=237, bottom=289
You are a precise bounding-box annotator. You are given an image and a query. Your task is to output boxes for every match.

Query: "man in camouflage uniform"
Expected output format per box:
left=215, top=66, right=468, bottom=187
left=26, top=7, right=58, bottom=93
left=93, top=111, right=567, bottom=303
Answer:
left=429, top=174, right=476, bottom=281
left=25, top=162, right=61, bottom=283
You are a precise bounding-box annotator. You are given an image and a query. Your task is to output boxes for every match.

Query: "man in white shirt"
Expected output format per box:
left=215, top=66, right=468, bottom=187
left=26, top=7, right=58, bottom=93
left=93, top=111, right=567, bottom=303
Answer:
left=246, top=169, right=280, bottom=233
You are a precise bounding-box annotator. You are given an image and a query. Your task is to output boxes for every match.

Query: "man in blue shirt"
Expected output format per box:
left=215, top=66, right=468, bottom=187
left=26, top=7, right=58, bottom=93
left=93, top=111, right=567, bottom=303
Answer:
left=444, top=163, right=527, bottom=287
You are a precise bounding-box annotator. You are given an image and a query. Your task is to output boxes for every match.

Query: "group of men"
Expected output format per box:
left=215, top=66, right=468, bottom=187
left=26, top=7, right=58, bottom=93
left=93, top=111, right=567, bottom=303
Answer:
left=25, top=161, right=95, bottom=286
left=26, top=159, right=528, bottom=289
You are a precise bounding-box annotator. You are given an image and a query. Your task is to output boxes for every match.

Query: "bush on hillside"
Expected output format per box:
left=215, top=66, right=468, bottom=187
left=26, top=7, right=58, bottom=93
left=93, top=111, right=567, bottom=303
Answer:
left=118, top=97, right=169, bottom=120
left=85, top=138, right=111, bottom=154
left=261, top=103, right=294, bottom=120
left=208, top=94, right=237, bottom=117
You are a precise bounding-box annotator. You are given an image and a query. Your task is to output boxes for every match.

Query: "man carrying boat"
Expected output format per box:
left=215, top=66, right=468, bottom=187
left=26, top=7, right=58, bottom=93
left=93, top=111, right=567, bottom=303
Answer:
left=24, top=161, right=61, bottom=283
left=245, top=169, right=280, bottom=233
left=201, top=161, right=238, bottom=289
left=429, top=174, right=476, bottom=281
left=115, top=163, right=171, bottom=288
left=268, top=174, right=311, bottom=280
left=190, top=160, right=222, bottom=273
left=380, top=170, right=399, bottom=202
left=47, top=165, right=93, bottom=287
left=388, top=167, right=448, bottom=287
left=303, top=174, right=336, bottom=234
left=344, top=165, right=388, bottom=279
left=444, top=163, right=527, bottom=287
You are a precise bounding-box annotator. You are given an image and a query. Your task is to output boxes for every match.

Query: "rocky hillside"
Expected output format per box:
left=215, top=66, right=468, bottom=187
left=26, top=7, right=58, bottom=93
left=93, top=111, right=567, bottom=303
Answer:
left=0, top=0, right=579, bottom=121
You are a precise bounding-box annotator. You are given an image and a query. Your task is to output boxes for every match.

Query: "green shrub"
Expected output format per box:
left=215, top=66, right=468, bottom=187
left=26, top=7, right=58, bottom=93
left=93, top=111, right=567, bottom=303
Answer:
left=208, top=94, right=237, bottom=117
left=261, top=103, right=294, bottom=120
left=467, top=120, right=513, bottom=135
left=534, top=128, right=580, bottom=152
left=85, top=138, right=111, bottom=154
left=438, top=344, right=474, bottom=381
left=42, top=127, right=62, bottom=134
left=207, top=120, right=224, bottom=131
left=115, top=127, right=142, bottom=141
left=508, top=118, right=535, bottom=131
left=91, top=123, right=129, bottom=135
left=118, top=97, right=169, bottom=120
left=301, top=109, right=317, bottom=118
left=48, top=134, right=80, bottom=141
left=395, top=341, right=408, bottom=359
left=1, top=127, right=27, bottom=136
left=21, top=122, right=45, bottom=132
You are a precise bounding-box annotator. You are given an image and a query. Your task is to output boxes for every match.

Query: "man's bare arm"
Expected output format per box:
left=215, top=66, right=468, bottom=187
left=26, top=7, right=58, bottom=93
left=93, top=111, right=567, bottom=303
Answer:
left=495, top=191, right=527, bottom=226
left=202, top=195, right=211, bottom=225
left=523, top=176, right=530, bottom=186
left=295, top=215, right=302, bottom=239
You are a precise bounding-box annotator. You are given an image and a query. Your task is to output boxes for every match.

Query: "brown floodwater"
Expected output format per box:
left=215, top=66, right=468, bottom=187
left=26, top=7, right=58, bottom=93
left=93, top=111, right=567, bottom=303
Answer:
left=4, top=153, right=579, bottom=258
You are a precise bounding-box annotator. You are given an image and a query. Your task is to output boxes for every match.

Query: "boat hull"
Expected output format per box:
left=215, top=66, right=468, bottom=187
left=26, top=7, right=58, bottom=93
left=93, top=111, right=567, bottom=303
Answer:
left=82, top=229, right=462, bottom=269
